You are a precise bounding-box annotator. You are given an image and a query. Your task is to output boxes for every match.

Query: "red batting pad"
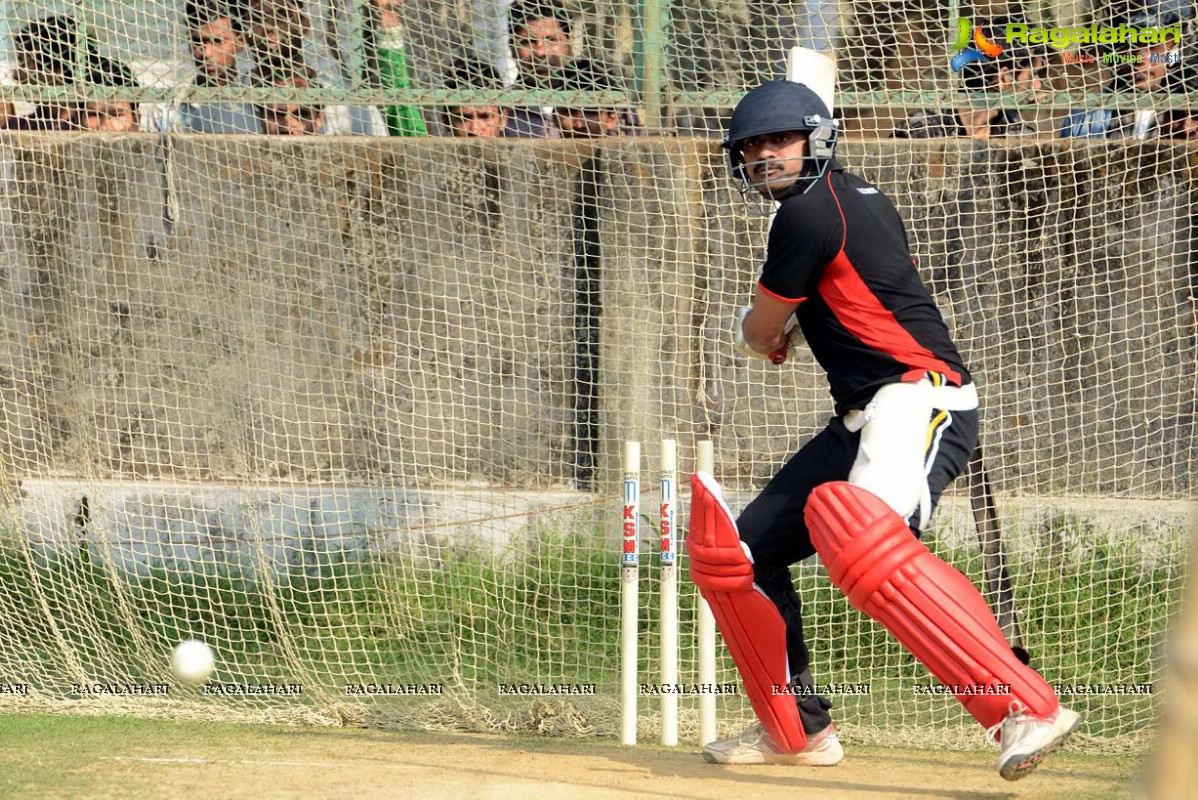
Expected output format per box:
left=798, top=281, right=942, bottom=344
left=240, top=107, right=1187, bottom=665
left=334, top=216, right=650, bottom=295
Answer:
left=805, top=481, right=1058, bottom=728
left=687, top=472, right=808, bottom=752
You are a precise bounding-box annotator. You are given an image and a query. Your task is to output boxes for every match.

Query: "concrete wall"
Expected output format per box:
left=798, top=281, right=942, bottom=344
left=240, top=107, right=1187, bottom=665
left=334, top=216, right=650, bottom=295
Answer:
left=0, top=134, right=1193, bottom=500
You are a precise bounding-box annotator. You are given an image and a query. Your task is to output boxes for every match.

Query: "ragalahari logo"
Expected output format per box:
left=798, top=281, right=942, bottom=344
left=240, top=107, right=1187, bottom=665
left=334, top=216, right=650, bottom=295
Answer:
left=950, top=18, right=1004, bottom=71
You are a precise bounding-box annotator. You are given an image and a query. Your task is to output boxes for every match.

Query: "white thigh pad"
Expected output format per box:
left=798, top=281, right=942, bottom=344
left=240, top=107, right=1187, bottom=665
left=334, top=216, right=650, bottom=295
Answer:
left=847, top=382, right=935, bottom=521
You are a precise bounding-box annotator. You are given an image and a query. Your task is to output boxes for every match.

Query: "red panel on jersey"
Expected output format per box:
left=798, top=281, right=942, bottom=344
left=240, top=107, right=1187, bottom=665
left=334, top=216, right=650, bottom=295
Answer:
left=817, top=249, right=963, bottom=385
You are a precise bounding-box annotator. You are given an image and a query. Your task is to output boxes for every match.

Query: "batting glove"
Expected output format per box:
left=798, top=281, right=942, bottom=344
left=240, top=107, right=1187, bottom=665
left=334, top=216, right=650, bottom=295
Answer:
left=734, top=307, right=801, bottom=365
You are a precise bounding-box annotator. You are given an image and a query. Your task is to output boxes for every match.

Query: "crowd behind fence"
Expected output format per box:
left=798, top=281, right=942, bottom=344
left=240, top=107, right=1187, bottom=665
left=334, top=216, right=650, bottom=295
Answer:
left=2, top=0, right=1197, bottom=140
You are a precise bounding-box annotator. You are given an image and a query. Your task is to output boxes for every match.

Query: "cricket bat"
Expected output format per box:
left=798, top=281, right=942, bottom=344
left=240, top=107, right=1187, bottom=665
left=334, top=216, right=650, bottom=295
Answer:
left=786, top=46, right=837, bottom=113
left=966, top=446, right=1029, bottom=663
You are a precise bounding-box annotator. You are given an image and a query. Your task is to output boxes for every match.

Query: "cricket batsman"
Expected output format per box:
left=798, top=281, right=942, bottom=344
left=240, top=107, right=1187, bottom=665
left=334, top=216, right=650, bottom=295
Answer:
left=686, top=78, right=1080, bottom=780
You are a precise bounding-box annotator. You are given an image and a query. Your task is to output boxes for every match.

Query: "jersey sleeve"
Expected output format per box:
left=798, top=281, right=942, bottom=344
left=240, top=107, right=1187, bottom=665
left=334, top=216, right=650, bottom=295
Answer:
left=757, top=196, right=842, bottom=302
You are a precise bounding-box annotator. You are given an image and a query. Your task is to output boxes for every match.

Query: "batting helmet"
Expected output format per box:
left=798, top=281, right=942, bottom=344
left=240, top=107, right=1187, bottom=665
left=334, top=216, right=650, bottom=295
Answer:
left=722, top=80, right=839, bottom=199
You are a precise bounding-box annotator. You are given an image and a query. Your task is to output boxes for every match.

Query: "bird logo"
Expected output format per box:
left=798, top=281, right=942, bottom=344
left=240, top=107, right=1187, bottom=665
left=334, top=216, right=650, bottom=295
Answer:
left=950, top=18, right=1004, bottom=71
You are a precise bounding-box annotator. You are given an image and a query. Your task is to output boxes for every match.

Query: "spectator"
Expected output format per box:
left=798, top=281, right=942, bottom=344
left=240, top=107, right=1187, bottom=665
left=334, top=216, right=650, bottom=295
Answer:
left=158, top=0, right=261, bottom=134
left=509, top=0, right=572, bottom=86
left=1162, top=107, right=1198, bottom=139
left=1060, top=0, right=1197, bottom=139
left=243, top=0, right=387, bottom=136
left=504, top=0, right=573, bottom=137
left=189, top=0, right=249, bottom=88
left=242, top=0, right=308, bottom=64
left=9, top=14, right=91, bottom=86
left=471, top=0, right=519, bottom=87
left=254, top=55, right=325, bottom=135
left=894, top=21, right=1049, bottom=139
left=551, top=59, right=641, bottom=137
left=443, top=58, right=509, bottom=138
left=2, top=15, right=96, bottom=131
left=365, top=0, right=426, bottom=136
left=75, top=55, right=140, bottom=132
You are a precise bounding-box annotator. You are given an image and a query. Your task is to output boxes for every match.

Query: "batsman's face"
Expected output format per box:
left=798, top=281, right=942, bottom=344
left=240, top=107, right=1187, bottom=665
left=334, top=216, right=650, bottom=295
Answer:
left=738, top=130, right=809, bottom=197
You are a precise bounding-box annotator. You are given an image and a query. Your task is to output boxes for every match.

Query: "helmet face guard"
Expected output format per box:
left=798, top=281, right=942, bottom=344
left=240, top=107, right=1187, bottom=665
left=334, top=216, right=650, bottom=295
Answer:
left=724, top=117, right=839, bottom=202
left=722, top=81, right=840, bottom=203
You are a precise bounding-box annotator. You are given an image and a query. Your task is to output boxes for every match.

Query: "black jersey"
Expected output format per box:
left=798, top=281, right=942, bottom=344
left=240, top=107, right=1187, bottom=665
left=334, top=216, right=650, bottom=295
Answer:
left=757, top=165, right=972, bottom=415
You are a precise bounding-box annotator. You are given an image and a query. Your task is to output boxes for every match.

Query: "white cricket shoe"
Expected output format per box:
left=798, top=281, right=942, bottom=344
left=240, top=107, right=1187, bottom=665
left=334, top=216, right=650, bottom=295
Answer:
left=989, top=704, right=1081, bottom=781
left=702, top=721, right=843, bottom=766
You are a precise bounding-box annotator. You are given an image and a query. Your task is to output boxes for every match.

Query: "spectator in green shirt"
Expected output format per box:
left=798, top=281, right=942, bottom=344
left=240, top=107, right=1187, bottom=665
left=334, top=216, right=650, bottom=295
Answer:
left=366, top=0, right=426, bottom=136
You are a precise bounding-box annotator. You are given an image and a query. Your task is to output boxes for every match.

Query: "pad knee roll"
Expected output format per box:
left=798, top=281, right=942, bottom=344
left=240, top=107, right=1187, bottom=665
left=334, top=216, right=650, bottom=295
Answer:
left=805, top=481, right=1058, bottom=729
left=687, top=472, right=807, bottom=752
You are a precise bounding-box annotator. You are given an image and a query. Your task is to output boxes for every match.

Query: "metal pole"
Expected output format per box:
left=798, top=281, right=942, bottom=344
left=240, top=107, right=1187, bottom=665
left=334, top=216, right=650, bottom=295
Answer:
left=634, top=0, right=670, bottom=131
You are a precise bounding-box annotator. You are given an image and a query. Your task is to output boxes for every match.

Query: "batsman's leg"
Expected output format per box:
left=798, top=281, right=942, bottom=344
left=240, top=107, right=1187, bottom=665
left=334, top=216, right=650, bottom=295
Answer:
left=687, top=471, right=809, bottom=757
left=731, top=421, right=858, bottom=743
left=805, top=481, right=1079, bottom=781
left=688, top=424, right=854, bottom=766
left=817, top=382, right=1078, bottom=780
left=753, top=565, right=834, bottom=736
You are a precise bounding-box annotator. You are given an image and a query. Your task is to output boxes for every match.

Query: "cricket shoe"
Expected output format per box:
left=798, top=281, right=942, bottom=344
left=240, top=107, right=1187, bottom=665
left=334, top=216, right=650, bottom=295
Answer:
left=702, top=721, right=843, bottom=766
left=989, top=704, right=1082, bottom=781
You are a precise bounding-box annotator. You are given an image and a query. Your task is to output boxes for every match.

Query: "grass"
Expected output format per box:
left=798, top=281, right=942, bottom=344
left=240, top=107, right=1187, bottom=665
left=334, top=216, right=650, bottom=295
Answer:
left=0, top=513, right=1187, bottom=748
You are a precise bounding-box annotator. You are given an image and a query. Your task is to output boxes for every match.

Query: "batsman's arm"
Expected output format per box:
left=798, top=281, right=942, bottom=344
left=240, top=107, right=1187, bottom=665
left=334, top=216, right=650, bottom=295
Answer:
left=738, top=290, right=803, bottom=364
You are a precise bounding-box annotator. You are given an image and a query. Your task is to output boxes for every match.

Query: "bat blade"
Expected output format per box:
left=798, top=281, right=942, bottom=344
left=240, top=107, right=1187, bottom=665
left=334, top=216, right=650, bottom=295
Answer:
left=967, top=446, right=1026, bottom=657
left=786, top=46, right=837, bottom=113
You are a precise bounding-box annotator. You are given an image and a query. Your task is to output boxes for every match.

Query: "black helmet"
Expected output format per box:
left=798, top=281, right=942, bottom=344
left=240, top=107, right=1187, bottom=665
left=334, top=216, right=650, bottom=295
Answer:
left=722, top=80, right=839, bottom=199
left=724, top=80, right=831, bottom=144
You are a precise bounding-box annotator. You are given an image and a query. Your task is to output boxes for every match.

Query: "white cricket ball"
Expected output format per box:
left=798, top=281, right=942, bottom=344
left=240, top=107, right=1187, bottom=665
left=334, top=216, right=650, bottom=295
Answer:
left=170, top=639, right=215, bottom=686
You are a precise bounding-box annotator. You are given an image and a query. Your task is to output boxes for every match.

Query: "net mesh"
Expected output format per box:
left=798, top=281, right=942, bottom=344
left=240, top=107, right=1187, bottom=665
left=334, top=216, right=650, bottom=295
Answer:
left=0, top=0, right=1194, bottom=753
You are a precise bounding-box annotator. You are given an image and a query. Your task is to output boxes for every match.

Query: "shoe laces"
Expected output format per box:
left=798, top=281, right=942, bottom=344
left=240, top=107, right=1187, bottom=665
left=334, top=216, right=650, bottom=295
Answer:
left=986, top=701, right=1029, bottom=745
left=736, top=721, right=770, bottom=746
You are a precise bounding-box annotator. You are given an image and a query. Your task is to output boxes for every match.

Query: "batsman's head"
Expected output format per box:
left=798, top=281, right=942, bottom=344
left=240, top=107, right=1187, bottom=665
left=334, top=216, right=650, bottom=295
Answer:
left=722, top=80, right=839, bottom=202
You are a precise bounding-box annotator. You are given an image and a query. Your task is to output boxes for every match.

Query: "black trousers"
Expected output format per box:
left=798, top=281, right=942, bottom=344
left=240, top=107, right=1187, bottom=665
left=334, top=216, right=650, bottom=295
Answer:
left=735, top=408, right=979, bottom=733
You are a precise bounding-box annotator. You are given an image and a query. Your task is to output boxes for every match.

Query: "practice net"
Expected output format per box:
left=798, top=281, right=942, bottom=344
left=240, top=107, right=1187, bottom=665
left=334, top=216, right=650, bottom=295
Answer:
left=0, top=0, right=1193, bottom=752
